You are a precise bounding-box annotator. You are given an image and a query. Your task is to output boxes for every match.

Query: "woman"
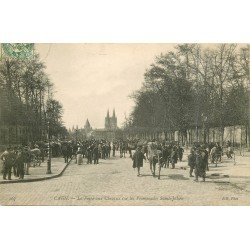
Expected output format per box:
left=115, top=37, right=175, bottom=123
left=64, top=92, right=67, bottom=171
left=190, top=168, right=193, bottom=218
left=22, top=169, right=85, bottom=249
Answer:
left=132, top=146, right=146, bottom=177
left=76, top=147, right=83, bottom=165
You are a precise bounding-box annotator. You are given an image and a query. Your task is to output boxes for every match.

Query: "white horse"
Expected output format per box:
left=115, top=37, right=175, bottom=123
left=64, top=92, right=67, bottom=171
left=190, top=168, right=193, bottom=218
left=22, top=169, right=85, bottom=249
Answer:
left=147, top=142, right=162, bottom=178
left=30, top=148, right=42, bottom=167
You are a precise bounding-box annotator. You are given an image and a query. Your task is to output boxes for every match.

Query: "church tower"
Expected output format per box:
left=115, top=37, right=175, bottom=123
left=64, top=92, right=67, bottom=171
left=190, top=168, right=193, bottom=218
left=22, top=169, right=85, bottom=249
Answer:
left=105, top=109, right=111, bottom=129
left=105, top=108, right=117, bottom=130
left=111, top=108, right=117, bottom=129
left=84, top=119, right=92, bottom=133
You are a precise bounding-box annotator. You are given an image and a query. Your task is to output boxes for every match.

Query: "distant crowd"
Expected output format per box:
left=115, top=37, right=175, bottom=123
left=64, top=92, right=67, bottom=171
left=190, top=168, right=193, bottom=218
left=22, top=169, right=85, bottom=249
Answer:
left=0, top=138, right=234, bottom=181
left=131, top=140, right=234, bottom=181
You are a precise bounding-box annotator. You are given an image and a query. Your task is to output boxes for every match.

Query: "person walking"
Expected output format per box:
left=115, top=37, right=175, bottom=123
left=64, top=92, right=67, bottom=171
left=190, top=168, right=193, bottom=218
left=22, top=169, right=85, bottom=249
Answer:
left=177, top=146, right=184, bottom=162
left=170, top=146, right=178, bottom=169
left=188, top=148, right=196, bottom=177
left=76, top=147, right=83, bottom=165
left=194, top=147, right=206, bottom=182
left=132, top=146, right=146, bottom=177
left=15, top=149, right=25, bottom=179
left=93, top=144, right=99, bottom=164
left=23, top=146, right=32, bottom=175
left=86, top=146, right=93, bottom=164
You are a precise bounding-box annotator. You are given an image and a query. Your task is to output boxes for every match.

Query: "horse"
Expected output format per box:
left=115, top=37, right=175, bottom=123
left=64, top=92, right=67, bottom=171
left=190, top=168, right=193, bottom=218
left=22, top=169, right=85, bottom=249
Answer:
left=30, top=148, right=42, bottom=167
left=147, top=142, right=162, bottom=179
left=61, top=142, right=72, bottom=163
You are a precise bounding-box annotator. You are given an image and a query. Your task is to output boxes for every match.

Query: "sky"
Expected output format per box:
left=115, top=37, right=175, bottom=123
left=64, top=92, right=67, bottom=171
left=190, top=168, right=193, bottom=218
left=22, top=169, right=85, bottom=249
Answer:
left=36, top=44, right=175, bottom=129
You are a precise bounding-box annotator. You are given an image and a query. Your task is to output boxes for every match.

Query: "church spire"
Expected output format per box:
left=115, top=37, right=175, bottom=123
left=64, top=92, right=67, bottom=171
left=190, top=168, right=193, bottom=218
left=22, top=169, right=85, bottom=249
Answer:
left=85, top=119, right=91, bottom=128
left=113, top=108, right=116, bottom=117
left=107, top=109, right=110, bottom=118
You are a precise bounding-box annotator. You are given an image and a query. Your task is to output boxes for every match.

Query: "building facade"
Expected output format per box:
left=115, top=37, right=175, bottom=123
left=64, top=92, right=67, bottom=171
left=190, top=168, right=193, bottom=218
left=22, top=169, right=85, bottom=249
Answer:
left=105, top=109, right=117, bottom=130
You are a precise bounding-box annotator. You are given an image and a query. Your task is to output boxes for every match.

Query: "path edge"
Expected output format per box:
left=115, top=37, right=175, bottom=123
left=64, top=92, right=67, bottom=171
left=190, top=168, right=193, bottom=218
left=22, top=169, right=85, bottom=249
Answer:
left=0, top=158, right=72, bottom=185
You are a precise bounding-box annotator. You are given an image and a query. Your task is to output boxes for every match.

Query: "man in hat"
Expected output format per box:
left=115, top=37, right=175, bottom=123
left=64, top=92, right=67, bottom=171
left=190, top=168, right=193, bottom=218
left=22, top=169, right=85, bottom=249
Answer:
left=170, top=146, right=178, bottom=169
left=177, top=145, right=184, bottom=162
left=15, top=148, right=25, bottom=179
left=132, top=146, right=146, bottom=177
left=194, top=147, right=206, bottom=182
left=93, top=144, right=99, bottom=164
left=23, top=146, right=32, bottom=175
left=188, top=148, right=196, bottom=177
left=86, top=146, right=93, bottom=164
left=76, top=147, right=83, bottom=165
left=0, top=147, right=15, bottom=180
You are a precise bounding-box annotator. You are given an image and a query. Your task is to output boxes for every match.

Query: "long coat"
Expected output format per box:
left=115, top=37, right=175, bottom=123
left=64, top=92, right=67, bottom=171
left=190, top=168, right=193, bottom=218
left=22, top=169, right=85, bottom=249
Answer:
left=132, top=151, right=146, bottom=168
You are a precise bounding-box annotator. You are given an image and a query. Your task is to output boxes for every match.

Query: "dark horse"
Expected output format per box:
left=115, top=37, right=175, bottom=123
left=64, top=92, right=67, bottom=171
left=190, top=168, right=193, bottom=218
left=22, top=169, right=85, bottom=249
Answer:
left=61, top=142, right=73, bottom=163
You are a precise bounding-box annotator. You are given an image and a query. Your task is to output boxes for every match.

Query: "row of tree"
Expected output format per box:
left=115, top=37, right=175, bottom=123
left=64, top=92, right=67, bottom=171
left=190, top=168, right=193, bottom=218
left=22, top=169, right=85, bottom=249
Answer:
left=0, top=53, right=68, bottom=144
left=126, top=44, right=249, bottom=144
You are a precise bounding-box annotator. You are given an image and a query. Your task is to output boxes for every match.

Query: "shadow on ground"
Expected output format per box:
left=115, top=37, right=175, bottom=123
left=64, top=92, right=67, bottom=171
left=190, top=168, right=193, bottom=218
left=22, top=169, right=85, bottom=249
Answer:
left=140, top=173, right=189, bottom=181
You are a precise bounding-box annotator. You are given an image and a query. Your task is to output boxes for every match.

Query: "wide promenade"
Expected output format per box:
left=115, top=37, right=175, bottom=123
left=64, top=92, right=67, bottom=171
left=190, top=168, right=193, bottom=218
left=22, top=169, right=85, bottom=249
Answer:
left=1, top=150, right=250, bottom=205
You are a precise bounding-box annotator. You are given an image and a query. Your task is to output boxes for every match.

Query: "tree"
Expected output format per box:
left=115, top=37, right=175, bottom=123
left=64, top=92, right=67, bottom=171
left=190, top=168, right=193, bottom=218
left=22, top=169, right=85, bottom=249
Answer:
left=128, top=44, right=249, bottom=145
left=0, top=53, right=66, bottom=144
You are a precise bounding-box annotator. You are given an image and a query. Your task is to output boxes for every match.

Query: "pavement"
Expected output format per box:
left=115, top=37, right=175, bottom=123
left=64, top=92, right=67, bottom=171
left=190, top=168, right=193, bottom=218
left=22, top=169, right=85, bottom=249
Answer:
left=0, top=150, right=249, bottom=206
left=0, top=157, right=71, bottom=184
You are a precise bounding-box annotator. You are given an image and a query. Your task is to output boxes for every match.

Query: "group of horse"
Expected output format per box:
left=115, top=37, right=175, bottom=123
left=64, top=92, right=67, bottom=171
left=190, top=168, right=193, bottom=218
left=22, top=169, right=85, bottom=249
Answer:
left=144, top=142, right=182, bottom=180
left=21, top=141, right=76, bottom=167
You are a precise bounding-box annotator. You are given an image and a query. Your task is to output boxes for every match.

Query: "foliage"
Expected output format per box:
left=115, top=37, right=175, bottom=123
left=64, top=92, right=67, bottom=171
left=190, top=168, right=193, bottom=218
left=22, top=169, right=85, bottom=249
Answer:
left=0, top=54, right=68, bottom=143
left=127, top=44, right=249, bottom=141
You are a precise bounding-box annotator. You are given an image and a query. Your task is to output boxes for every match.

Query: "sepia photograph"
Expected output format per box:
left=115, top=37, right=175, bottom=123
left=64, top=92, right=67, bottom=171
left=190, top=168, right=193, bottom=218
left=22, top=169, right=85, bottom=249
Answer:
left=0, top=43, right=249, bottom=205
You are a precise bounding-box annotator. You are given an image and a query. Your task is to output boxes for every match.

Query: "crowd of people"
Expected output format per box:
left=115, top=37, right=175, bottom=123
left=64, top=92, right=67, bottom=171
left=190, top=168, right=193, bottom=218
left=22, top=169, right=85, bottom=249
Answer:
left=131, top=140, right=233, bottom=181
left=0, top=139, right=135, bottom=180
left=0, top=137, right=233, bottom=182
left=62, top=139, right=138, bottom=165
left=0, top=145, right=39, bottom=180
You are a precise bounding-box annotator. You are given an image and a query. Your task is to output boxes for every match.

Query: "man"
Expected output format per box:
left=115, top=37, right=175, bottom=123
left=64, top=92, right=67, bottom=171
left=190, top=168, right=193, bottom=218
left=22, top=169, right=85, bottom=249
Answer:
left=107, top=143, right=111, bottom=158
left=132, top=146, right=146, bottom=177
left=23, top=146, right=32, bottom=175
left=93, top=144, right=99, bottom=164
left=202, top=145, right=209, bottom=171
left=170, top=146, right=178, bottom=169
left=161, top=145, right=168, bottom=168
left=76, top=147, right=83, bottom=165
left=86, top=146, right=93, bottom=164
left=15, top=148, right=25, bottom=179
left=0, top=147, right=15, bottom=180
left=177, top=146, right=184, bottom=162
left=194, top=147, right=206, bottom=182
left=188, top=148, right=196, bottom=177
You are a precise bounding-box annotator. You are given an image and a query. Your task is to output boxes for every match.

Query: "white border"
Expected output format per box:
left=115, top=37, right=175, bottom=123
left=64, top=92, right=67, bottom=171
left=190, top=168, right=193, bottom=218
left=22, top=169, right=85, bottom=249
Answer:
left=0, top=0, right=249, bottom=250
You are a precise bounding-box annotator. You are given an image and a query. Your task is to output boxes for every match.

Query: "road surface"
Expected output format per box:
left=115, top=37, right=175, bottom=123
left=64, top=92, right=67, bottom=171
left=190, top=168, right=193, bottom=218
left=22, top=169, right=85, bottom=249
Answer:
left=1, top=152, right=249, bottom=205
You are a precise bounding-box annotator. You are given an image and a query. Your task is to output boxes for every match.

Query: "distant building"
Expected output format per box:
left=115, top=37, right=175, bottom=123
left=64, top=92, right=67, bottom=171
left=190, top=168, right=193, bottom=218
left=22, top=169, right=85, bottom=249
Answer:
left=105, top=109, right=117, bottom=130
left=84, top=119, right=92, bottom=134
left=67, top=109, right=123, bottom=141
left=68, top=119, right=93, bottom=140
left=93, top=109, right=122, bottom=141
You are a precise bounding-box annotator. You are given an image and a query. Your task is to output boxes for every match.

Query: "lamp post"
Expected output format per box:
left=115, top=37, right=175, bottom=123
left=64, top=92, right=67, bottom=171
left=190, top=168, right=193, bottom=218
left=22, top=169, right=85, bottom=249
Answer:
left=46, top=120, right=52, bottom=174
left=201, top=113, right=208, bottom=144
left=46, top=84, right=52, bottom=174
left=75, top=128, right=78, bottom=144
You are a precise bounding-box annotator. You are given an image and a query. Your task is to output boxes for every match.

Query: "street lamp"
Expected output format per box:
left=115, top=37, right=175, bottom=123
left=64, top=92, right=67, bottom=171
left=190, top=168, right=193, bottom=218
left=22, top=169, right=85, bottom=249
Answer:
left=201, top=113, right=208, bottom=143
left=75, top=128, right=78, bottom=143
left=46, top=120, right=52, bottom=174
left=46, top=84, right=52, bottom=174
